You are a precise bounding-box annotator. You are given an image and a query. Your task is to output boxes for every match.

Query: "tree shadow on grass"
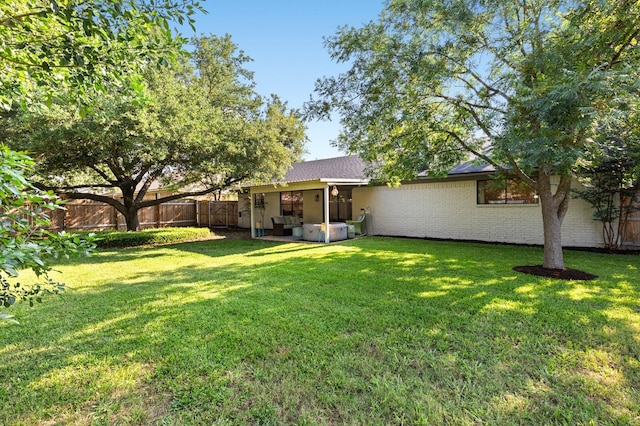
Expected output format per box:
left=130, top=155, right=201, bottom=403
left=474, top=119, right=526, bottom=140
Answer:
left=1, top=237, right=638, bottom=424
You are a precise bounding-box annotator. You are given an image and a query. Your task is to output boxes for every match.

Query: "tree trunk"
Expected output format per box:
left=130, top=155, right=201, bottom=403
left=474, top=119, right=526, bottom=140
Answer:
left=540, top=200, right=565, bottom=269
left=124, top=208, right=141, bottom=231
left=121, top=191, right=141, bottom=231
left=538, top=173, right=572, bottom=270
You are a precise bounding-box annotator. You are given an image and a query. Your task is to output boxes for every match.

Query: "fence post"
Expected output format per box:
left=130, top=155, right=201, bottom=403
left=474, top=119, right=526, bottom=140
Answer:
left=208, top=201, right=211, bottom=228
left=112, top=203, right=118, bottom=230
left=61, top=196, right=68, bottom=231
left=193, top=200, right=197, bottom=227
left=156, top=194, right=161, bottom=229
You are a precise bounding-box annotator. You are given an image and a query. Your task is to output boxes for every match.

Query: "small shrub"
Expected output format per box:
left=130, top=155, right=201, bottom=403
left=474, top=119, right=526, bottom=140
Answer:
left=79, top=227, right=212, bottom=248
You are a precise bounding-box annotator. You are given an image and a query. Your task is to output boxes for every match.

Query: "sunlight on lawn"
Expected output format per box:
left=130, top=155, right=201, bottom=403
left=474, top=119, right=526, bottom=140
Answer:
left=32, top=360, right=149, bottom=396
left=1, top=237, right=638, bottom=425
left=418, top=290, right=448, bottom=298
left=480, top=298, right=537, bottom=315
left=60, top=312, right=140, bottom=343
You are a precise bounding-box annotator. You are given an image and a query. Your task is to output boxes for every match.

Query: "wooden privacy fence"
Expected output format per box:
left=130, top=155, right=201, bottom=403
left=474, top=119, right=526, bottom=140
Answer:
left=45, top=199, right=238, bottom=231
left=197, top=200, right=238, bottom=228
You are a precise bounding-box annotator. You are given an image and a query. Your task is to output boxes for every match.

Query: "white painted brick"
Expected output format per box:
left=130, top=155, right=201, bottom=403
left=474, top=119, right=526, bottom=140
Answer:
left=353, top=178, right=604, bottom=248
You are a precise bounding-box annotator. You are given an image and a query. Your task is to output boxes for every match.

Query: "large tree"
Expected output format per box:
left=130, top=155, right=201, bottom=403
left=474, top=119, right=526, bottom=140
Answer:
left=307, top=0, right=640, bottom=269
left=2, top=35, right=306, bottom=231
left=0, top=0, right=200, bottom=319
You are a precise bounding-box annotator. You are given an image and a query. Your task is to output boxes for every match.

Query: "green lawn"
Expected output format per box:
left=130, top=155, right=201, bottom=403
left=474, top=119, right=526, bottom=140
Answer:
left=1, top=237, right=639, bottom=425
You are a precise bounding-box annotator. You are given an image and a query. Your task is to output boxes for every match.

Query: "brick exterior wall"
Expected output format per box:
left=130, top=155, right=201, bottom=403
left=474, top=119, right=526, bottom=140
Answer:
left=352, top=177, right=604, bottom=248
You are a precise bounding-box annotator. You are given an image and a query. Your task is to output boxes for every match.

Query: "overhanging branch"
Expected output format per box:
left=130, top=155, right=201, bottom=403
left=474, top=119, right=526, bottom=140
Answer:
left=61, top=191, right=127, bottom=215
left=137, top=175, right=249, bottom=208
left=0, top=9, right=48, bottom=26
left=33, top=182, right=116, bottom=191
left=445, top=131, right=501, bottom=169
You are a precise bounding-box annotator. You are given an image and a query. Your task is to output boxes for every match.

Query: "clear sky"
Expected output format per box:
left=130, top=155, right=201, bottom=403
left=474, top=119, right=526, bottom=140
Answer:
left=183, top=1, right=385, bottom=161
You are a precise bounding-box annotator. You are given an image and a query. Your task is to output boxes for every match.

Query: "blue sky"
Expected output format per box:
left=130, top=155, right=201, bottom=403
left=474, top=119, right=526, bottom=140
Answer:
left=183, top=1, right=385, bottom=160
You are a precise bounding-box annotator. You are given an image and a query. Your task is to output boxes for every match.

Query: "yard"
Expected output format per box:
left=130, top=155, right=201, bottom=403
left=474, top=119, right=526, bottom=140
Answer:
left=1, top=237, right=638, bottom=425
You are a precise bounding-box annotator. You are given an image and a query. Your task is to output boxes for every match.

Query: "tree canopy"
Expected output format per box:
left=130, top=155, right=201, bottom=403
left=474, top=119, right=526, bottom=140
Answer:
left=307, top=0, right=640, bottom=269
left=2, top=35, right=307, bottom=231
left=0, top=0, right=203, bottom=111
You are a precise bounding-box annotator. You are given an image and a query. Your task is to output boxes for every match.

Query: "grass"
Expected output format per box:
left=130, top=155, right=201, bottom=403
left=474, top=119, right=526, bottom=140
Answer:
left=1, top=237, right=639, bottom=425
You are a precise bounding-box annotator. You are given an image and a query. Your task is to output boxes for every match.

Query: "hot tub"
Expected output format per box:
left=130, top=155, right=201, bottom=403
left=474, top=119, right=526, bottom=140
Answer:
left=302, top=223, right=348, bottom=242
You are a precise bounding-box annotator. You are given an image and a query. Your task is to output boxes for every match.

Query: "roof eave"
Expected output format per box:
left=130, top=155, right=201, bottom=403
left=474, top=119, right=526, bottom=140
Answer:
left=320, top=178, right=370, bottom=185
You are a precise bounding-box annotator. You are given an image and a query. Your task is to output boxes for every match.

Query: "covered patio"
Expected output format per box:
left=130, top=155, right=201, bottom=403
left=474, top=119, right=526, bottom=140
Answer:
left=247, top=156, right=369, bottom=243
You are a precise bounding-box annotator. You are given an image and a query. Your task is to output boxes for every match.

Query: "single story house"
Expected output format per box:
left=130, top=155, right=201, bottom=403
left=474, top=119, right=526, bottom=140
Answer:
left=247, top=155, right=639, bottom=248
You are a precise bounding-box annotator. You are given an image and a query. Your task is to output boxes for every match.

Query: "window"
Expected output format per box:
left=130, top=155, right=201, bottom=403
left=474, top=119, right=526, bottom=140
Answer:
left=477, top=178, right=538, bottom=204
left=330, top=188, right=352, bottom=221
left=254, top=193, right=265, bottom=209
left=281, top=191, right=303, bottom=217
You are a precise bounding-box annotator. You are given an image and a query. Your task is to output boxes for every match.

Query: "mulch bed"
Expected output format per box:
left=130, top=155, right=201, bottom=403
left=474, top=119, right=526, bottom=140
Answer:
left=513, top=265, right=598, bottom=281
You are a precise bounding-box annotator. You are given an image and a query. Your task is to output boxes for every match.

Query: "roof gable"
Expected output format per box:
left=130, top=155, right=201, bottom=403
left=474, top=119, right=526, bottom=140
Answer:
left=283, top=155, right=367, bottom=183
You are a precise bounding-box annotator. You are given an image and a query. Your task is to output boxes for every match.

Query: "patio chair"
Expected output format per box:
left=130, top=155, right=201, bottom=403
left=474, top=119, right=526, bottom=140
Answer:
left=271, top=216, right=292, bottom=236
left=346, top=214, right=366, bottom=235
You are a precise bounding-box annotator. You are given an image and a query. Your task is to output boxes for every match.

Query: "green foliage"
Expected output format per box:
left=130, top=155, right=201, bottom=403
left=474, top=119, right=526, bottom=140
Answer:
left=308, top=0, right=639, bottom=181
left=0, top=146, right=95, bottom=321
left=85, top=227, right=212, bottom=248
left=0, top=237, right=638, bottom=423
left=0, top=0, right=197, bottom=319
left=575, top=124, right=640, bottom=249
left=1, top=34, right=307, bottom=231
left=306, top=0, right=640, bottom=269
left=0, top=0, right=204, bottom=111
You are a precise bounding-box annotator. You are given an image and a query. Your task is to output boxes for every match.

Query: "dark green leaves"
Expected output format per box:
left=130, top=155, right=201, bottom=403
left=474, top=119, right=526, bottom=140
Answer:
left=308, top=0, right=640, bottom=185
left=1, top=34, right=306, bottom=232
left=0, top=0, right=206, bottom=111
left=0, top=147, right=96, bottom=321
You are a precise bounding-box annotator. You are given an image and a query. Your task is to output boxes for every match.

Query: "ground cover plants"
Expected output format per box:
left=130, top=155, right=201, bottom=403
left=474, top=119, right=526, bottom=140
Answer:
left=0, top=237, right=638, bottom=425
left=83, top=227, right=214, bottom=248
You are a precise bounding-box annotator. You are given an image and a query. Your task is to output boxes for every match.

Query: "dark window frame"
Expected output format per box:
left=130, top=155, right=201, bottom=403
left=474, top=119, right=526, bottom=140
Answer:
left=254, top=193, right=265, bottom=209
left=280, top=191, right=303, bottom=217
left=329, top=188, right=353, bottom=222
left=477, top=178, right=539, bottom=205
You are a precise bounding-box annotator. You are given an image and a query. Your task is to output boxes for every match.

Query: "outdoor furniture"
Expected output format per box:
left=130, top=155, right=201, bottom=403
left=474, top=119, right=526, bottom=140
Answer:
left=292, top=226, right=303, bottom=239
left=271, top=215, right=302, bottom=236
left=303, top=223, right=348, bottom=242
left=346, top=214, right=366, bottom=235
left=347, top=224, right=355, bottom=239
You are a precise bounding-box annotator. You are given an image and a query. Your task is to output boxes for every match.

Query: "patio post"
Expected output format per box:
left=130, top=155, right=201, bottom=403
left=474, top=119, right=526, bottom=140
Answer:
left=324, top=185, right=330, bottom=243
left=250, top=192, right=255, bottom=238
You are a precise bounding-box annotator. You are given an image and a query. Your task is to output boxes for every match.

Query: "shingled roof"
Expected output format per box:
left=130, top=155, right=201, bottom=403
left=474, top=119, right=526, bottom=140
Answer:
left=282, top=155, right=368, bottom=183
left=445, top=161, right=495, bottom=175
left=280, top=155, right=494, bottom=185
